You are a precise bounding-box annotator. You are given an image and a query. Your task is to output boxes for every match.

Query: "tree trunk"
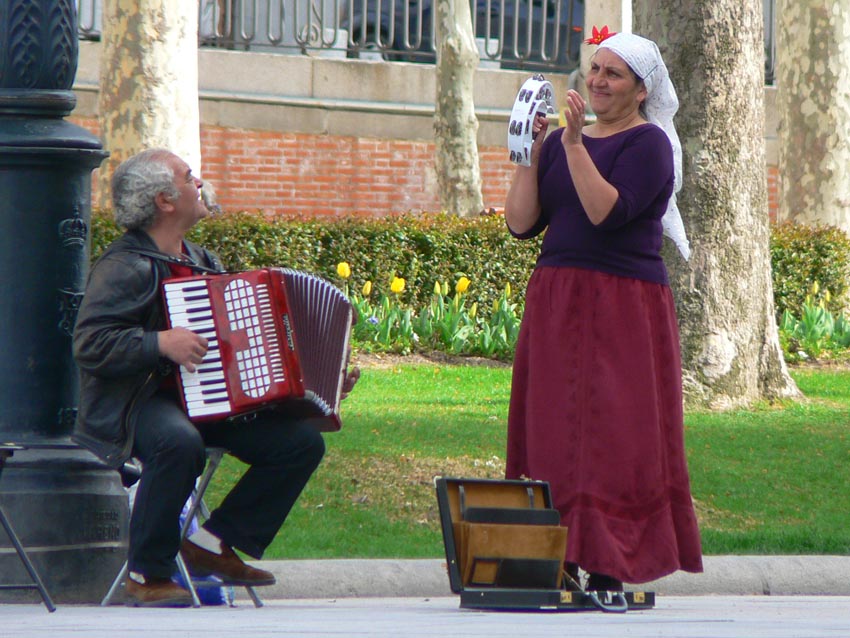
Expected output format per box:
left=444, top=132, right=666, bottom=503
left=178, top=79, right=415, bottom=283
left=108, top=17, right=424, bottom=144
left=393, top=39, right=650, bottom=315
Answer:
left=433, top=0, right=484, bottom=217
left=96, top=0, right=201, bottom=207
left=776, top=0, right=850, bottom=232
left=635, top=0, right=799, bottom=408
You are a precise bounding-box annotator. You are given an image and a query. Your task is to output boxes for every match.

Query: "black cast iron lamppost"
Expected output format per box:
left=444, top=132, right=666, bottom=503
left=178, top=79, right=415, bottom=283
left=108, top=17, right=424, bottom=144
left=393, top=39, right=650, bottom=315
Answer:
left=0, top=0, right=129, bottom=603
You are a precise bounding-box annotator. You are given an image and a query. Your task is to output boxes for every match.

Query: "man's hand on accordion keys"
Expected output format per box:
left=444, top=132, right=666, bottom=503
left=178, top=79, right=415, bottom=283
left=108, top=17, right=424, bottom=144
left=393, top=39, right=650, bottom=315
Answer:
left=158, top=327, right=209, bottom=373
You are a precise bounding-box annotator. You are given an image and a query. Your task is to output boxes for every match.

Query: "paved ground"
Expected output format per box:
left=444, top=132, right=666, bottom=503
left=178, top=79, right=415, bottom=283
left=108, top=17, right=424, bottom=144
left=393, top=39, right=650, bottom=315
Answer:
left=5, top=596, right=850, bottom=638
left=248, top=555, right=850, bottom=599
left=4, top=555, right=850, bottom=637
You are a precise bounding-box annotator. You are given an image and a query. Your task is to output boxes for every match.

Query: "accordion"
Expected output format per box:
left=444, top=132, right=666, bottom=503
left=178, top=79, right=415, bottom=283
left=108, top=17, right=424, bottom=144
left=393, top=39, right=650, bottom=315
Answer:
left=162, top=268, right=353, bottom=431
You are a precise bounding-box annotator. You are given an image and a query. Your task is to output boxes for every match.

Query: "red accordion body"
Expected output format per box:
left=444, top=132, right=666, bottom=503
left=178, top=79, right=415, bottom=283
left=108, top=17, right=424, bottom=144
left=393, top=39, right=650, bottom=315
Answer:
left=162, top=268, right=352, bottom=431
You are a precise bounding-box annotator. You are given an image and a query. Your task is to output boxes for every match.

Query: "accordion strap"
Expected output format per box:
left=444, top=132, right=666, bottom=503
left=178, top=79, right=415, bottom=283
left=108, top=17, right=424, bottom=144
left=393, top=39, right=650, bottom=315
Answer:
left=123, top=246, right=224, bottom=275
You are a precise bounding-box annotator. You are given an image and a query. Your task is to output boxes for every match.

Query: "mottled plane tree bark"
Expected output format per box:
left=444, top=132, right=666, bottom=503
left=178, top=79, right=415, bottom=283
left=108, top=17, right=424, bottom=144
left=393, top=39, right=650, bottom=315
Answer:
left=96, top=0, right=201, bottom=206
left=433, top=0, right=484, bottom=217
left=776, top=0, right=850, bottom=232
left=635, top=0, right=799, bottom=408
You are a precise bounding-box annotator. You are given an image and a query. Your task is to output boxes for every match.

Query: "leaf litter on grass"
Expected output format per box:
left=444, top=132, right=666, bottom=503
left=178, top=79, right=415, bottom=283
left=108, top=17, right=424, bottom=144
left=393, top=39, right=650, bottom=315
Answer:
left=325, top=450, right=506, bottom=527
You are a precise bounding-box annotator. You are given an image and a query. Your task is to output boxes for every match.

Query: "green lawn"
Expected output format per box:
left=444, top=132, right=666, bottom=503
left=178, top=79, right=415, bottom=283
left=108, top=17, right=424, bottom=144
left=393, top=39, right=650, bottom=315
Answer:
left=686, top=369, right=850, bottom=554
left=206, top=363, right=850, bottom=558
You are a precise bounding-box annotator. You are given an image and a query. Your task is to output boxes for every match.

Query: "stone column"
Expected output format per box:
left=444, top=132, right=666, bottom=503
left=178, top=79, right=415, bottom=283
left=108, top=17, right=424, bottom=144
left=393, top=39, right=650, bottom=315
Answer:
left=578, top=0, right=630, bottom=87
left=0, top=0, right=129, bottom=603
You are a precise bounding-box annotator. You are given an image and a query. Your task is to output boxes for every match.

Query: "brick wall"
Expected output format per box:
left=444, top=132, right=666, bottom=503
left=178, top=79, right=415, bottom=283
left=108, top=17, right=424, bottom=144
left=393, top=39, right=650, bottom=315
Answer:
left=72, top=116, right=781, bottom=220
left=767, top=164, right=780, bottom=223
left=73, top=116, right=518, bottom=217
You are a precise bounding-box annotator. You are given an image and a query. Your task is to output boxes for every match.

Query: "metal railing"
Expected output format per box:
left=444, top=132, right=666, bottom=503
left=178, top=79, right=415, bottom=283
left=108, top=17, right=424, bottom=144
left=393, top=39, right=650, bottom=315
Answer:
left=76, top=0, right=584, bottom=72
left=764, top=0, right=776, bottom=84
left=76, top=0, right=777, bottom=79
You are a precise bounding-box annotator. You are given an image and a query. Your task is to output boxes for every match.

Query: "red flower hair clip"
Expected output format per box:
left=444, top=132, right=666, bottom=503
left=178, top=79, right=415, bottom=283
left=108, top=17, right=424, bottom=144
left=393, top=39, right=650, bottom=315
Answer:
left=585, top=25, right=617, bottom=45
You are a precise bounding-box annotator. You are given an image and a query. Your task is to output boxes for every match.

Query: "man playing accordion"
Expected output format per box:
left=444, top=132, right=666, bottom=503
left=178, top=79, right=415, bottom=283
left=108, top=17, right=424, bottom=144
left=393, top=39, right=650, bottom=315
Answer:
left=73, top=149, right=359, bottom=607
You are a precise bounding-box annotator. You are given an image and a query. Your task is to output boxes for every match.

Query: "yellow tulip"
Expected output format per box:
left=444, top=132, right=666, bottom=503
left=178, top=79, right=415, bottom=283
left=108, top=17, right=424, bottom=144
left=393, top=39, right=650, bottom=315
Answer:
left=811, top=281, right=819, bottom=296
left=469, top=302, right=478, bottom=318
left=456, top=276, right=471, bottom=294
left=337, top=262, right=351, bottom=279
left=390, top=276, right=406, bottom=294
left=505, top=282, right=512, bottom=298
left=434, top=281, right=442, bottom=295
left=825, top=289, right=832, bottom=303
left=362, top=280, right=372, bottom=296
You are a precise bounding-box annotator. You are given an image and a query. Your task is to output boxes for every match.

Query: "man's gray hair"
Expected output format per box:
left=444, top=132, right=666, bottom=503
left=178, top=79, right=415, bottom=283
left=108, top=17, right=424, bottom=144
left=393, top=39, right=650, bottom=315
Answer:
left=111, top=149, right=179, bottom=230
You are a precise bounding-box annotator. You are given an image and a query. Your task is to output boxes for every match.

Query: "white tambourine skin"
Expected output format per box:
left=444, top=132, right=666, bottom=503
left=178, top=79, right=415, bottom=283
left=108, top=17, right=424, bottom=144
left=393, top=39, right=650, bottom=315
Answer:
left=507, top=75, right=556, bottom=167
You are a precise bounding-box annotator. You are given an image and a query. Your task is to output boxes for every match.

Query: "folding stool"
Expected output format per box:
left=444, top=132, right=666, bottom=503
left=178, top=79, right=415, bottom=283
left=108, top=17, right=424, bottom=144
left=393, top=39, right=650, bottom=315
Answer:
left=0, top=444, right=56, bottom=612
left=101, top=447, right=263, bottom=607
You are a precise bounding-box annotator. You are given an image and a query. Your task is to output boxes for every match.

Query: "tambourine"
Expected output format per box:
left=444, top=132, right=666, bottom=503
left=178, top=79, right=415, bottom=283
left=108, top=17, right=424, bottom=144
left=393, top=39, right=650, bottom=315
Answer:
left=507, top=74, right=556, bottom=167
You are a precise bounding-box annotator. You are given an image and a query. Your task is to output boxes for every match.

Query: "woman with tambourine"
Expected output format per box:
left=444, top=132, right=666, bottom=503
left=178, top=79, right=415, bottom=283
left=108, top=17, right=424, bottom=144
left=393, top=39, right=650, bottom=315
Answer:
left=503, top=29, right=703, bottom=593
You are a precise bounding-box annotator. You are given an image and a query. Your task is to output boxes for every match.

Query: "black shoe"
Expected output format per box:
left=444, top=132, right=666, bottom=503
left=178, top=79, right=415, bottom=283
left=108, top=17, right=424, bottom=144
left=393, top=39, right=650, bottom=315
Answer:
left=586, top=572, right=623, bottom=592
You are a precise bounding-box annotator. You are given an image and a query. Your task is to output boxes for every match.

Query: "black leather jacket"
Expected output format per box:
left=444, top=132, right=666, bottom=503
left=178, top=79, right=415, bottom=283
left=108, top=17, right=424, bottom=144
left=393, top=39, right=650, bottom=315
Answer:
left=72, top=230, right=223, bottom=468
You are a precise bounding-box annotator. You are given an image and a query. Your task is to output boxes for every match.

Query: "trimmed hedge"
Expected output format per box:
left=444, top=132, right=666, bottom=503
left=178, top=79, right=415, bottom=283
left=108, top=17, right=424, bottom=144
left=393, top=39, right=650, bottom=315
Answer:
left=91, top=211, right=850, bottom=319
left=770, top=222, right=850, bottom=317
left=90, top=210, right=543, bottom=312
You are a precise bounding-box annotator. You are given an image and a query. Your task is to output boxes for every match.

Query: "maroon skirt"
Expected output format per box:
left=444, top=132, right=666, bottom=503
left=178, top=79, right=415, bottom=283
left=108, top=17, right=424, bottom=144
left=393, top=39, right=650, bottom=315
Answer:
left=506, top=266, right=703, bottom=584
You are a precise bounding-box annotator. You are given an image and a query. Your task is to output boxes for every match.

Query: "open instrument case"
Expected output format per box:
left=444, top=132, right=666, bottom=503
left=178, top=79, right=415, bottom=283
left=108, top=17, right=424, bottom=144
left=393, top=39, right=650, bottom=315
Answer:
left=435, top=477, right=655, bottom=612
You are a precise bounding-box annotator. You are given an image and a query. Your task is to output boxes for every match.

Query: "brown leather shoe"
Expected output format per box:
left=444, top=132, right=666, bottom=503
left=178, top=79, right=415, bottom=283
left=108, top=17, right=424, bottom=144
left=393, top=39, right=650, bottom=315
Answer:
left=180, top=539, right=276, bottom=586
left=125, top=576, right=192, bottom=608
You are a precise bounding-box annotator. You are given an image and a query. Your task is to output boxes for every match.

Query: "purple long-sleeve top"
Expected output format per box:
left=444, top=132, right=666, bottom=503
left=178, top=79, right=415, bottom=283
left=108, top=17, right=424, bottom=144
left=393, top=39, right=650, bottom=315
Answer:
left=511, top=123, right=675, bottom=285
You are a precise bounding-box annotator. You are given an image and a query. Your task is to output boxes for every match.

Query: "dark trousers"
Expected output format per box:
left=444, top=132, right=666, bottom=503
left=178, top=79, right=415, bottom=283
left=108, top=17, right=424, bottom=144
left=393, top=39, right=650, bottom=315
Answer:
left=129, top=391, right=325, bottom=579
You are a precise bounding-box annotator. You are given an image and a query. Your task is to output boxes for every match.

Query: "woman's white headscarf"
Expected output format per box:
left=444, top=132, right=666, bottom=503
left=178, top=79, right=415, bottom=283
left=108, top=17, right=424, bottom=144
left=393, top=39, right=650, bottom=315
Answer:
left=597, top=32, right=690, bottom=260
